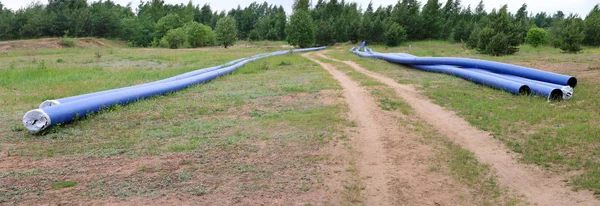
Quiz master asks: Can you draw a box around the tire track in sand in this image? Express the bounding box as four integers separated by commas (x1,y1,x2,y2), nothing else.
303,52,466,205
318,51,599,206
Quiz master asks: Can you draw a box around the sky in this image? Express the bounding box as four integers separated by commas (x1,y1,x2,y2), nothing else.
2,0,598,17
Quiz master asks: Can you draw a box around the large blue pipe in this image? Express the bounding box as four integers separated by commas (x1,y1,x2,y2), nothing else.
408,64,531,95
388,52,573,100
356,48,577,87
23,47,326,133
350,49,530,95
351,46,576,100
38,53,272,108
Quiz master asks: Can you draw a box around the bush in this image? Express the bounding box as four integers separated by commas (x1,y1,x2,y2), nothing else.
120,17,155,47
59,33,75,47
385,23,407,47
248,29,261,41
472,27,519,56
526,28,548,47
215,16,238,48
59,37,75,47
154,14,184,42
160,28,187,49
286,10,315,48
183,22,215,47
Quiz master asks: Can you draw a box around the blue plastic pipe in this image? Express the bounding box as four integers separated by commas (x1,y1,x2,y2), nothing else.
408,64,531,95
388,52,573,100
38,53,273,108
23,47,326,133
356,49,577,87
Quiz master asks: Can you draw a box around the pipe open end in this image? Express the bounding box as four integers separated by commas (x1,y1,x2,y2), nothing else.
23,109,51,133
567,77,577,88
519,86,531,95
549,89,564,101
39,100,61,109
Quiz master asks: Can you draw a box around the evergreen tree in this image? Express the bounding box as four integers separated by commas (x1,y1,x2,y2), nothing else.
120,16,154,47
584,4,600,46
385,22,407,46
315,20,335,46
215,16,237,48
515,4,529,42
198,4,212,25
0,2,14,40
557,14,586,53
391,0,423,40
286,10,314,48
422,0,442,39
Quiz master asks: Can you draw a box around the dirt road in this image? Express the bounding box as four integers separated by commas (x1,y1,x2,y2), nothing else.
303,52,466,205
316,51,599,206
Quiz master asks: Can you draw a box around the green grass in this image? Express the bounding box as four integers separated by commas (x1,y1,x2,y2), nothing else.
51,181,77,190
330,42,600,195
0,41,349,203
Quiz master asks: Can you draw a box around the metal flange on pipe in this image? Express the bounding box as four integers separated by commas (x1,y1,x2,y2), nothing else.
350,42,576,101
23,47,326,133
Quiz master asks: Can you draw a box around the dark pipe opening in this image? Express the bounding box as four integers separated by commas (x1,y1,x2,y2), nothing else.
567,77,577,88
549,89,563,101
519,86,531,95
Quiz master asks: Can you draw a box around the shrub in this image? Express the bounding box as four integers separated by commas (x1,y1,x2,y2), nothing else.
385,23,407,47
526,28,548,47
59,36,75,47
248,29,261,42
215,16,238,48
160,28,187,49
154,14,184,42
183,22,215,47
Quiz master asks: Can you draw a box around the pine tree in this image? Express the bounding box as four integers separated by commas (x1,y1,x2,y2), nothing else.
558,15,586,53
422,0,442,39
385,23,407,46
584,4,600,46
286,9,315,48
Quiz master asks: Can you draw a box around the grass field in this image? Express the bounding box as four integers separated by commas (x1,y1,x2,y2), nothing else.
328,41,600,194
0,40,356,204
1,38,599,204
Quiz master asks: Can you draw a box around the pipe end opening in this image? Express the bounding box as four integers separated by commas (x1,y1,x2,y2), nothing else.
519,86,531,95
568,77,577,88
549,89,564,101
23,109,51,133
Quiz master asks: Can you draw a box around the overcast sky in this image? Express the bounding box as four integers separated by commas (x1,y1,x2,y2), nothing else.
2,0,598,17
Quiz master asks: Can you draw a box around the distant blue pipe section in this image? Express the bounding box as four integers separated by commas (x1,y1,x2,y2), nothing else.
39,54,268,108
350,43,576,100
24,47,326,133
409,64,531,95
353,46,577,88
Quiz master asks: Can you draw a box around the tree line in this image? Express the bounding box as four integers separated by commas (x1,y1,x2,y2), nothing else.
0,0,599,55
